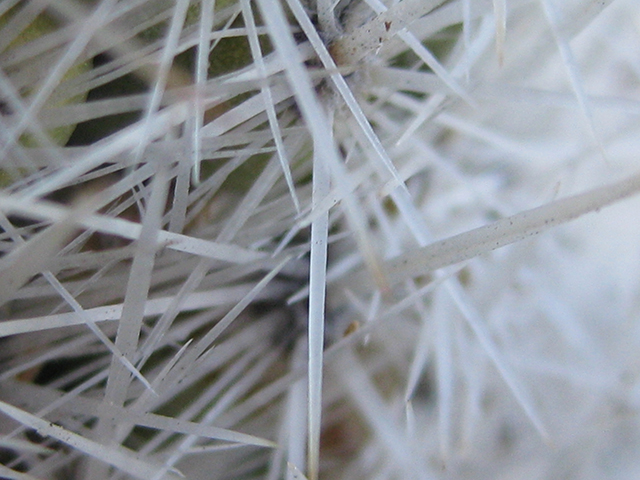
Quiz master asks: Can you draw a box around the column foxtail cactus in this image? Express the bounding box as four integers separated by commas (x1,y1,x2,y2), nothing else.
1,0,640,479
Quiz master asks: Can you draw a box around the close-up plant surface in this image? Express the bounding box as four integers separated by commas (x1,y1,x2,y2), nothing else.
1,0,640,479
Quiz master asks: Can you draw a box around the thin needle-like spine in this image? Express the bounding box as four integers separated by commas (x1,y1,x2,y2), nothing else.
240,0,301,213
539,0,606,160
306,125,331,480
493,0,506,65
249,21,344,478
192,0,216,184
132,0,191,163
